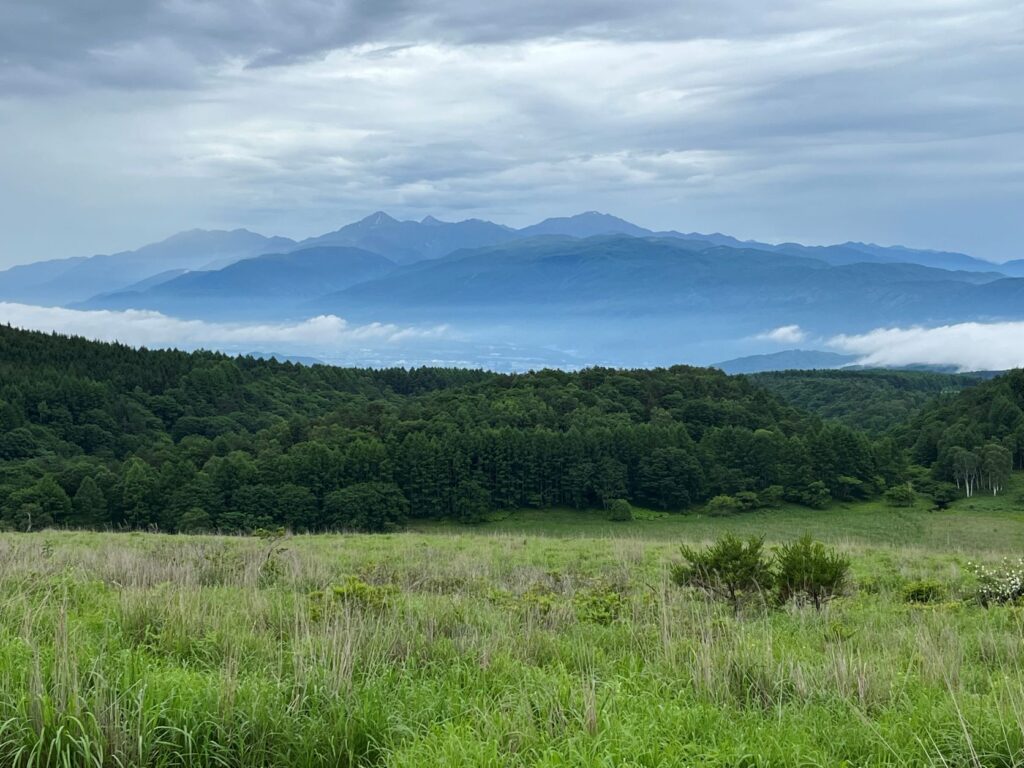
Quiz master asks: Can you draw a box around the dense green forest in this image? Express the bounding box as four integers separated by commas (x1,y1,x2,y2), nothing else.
0,324,1020,532
746,369,991,434
897,369,1024,494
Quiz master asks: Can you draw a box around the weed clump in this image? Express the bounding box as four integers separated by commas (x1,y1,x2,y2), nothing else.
902,579,946,604
308,575,398,619
573,583,627,625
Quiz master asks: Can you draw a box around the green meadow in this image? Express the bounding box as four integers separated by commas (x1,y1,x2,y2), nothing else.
1,482,1023,767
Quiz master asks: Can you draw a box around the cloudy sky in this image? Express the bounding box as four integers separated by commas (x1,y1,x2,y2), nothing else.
1,0,1022,267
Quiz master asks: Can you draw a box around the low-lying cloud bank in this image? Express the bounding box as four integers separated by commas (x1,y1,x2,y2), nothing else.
755,324,807,344
828,322,1024,372
0,303,448,354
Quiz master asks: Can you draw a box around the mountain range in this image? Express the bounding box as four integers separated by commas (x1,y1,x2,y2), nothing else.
2,210,1023,368
0,229,296,306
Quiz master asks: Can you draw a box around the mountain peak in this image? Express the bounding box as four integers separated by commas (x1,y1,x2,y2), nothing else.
518,212,651,238
358,211,399,228
421,215,446,226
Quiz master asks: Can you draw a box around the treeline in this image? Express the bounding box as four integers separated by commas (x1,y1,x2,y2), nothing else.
898,370,1024,497
0,325,911,532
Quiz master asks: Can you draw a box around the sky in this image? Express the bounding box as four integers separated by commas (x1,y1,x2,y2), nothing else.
1,0,1022,268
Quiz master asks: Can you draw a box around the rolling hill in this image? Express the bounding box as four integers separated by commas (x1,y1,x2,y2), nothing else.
79,246,396,317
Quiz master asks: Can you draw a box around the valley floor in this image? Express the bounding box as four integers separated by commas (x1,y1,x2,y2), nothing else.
2,491,1023,766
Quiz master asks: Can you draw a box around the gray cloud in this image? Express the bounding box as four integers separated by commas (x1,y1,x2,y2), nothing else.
0,0,1021,266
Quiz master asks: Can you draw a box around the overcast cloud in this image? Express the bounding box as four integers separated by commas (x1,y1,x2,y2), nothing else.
1,0,1022,266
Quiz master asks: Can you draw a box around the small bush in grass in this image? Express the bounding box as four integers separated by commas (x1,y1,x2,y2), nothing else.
309,575,397,618
758,485,784,508
968,558,1024,606
884,483,916,508
931,485,959,510
706,495,742,517
672,533,774,614
607,499,633,522
520,583,558,615
823,619,856,644
734,491,762,511
799,481,831,509
574,584,627,625
775,534,850,610
902,579,945,604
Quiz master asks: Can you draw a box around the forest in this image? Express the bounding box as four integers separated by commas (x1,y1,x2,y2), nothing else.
1,324,1021,533
745,368,992,433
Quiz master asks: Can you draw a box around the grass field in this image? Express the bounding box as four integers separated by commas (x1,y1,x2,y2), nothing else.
1,484,1023,766
415,475,1024,554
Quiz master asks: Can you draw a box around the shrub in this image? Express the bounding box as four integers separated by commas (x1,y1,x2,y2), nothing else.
775,534,850,610
607,499,633,522
758,485,784,508
902,579,945,604
968,558,1024,606
671,534,774,614
309,575,397,615
884,483,916,508
520,583,558,615
931,485,958,511
734,491,762,511
834,475,865,501
574,584,627,625
799,481,831,510
706,495,742,517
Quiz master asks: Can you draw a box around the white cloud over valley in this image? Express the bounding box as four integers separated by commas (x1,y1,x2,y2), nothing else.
828,322,1024,372
0,303,448,355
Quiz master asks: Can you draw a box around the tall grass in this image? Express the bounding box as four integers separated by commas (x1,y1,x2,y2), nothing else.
0,525,1022,766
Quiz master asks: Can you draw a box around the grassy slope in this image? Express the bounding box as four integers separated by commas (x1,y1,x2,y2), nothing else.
3,485,1024,766
413,472,1024,553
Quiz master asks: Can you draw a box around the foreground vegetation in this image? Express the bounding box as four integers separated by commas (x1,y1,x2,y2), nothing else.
2,506,1024,767
3,325,1024,764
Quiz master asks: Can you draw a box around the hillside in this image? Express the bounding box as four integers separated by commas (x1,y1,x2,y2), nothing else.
0,323,895,533
79,246,397,317
715,350,857,374
748,369,992,434
898,368,1024,470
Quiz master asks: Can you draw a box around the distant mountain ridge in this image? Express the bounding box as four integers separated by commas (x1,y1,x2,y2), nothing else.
715,350,858,374
291,212,518,264
3,210,1024,368
6,210,1019,311
0,229,296,305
